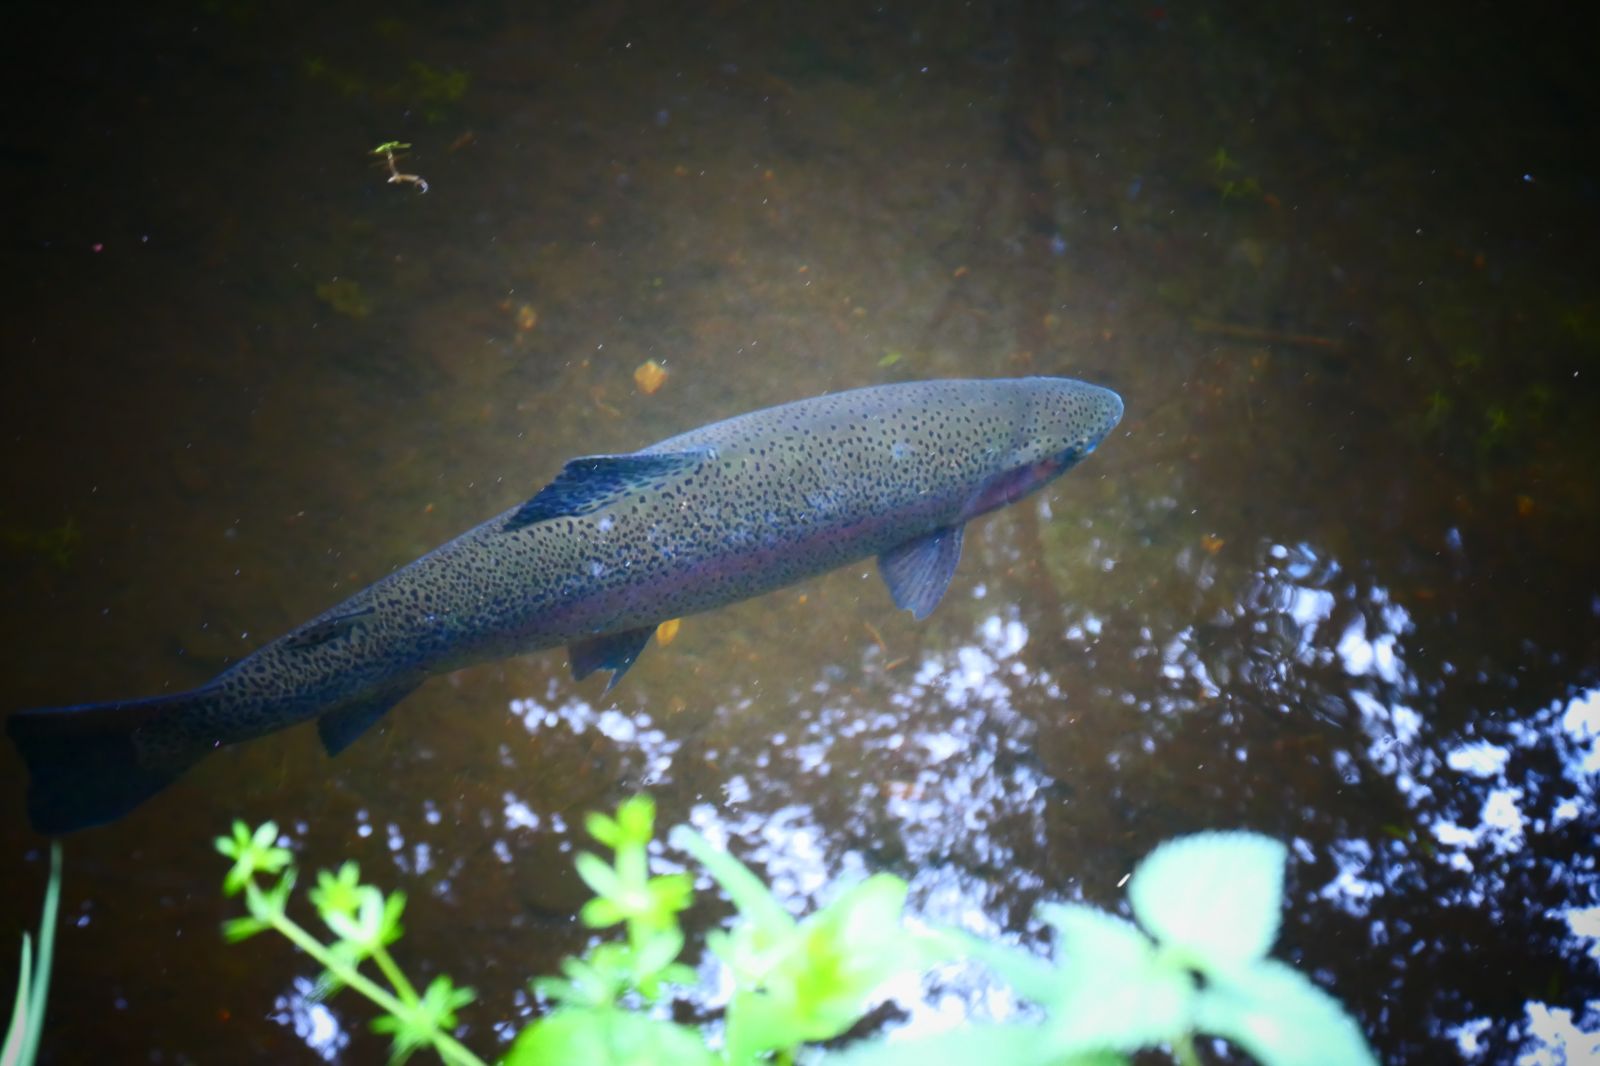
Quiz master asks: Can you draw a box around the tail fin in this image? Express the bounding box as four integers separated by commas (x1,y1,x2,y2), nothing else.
7,693,211,835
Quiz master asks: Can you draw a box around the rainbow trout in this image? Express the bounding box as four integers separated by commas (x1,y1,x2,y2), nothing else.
8,376,1122,832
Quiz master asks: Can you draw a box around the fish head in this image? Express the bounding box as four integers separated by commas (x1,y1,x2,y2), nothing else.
962,377,1124,520
1025,376,1124,466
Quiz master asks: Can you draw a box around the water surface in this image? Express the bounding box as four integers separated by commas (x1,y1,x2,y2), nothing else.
2,2,1597,1062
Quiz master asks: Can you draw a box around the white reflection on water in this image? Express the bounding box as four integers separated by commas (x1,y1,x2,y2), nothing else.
1515,900,1600,1066
1252,540,1600,1060
510,693,681,780
670,607,1051,1041
272,976,349,1062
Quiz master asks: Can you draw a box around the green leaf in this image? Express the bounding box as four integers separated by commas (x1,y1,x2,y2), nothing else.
243,869,297,923
534,947,632,1009
585,812,625,850
1035,903,1193,1056
574,852,624,903
7,842,63,1066
1127,832,1287,967
788,875,911,1029
629,927,688,997
719,873,917,1060
2,935,31,1066
506,1008,715,1066
668,826,793,938
950,931,1059,1006
642,872,694,926
1193,959,1378,1066
217,821,294,897
614,795,656,845
324,885,386,944
310,862,365,922
367,973,475,1065
580,896,626,929
379,891,407,947
222,915,271,943
586,796,657,851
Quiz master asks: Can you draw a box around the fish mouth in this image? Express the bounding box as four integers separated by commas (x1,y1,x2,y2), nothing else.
1093,384,1125,433
1079,383,1124,445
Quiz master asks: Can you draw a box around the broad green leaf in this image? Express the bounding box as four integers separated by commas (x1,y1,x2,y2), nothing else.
506,1007,716,1066
784,876,912,1034
669,826,794,938
1036,903,1193,1055
726,983,808,1062
1127,832,1287,967
949,930,1060,1006
1193,959,1378,1066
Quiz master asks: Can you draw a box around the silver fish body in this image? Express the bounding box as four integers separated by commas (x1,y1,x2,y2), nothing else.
8,376,1122,832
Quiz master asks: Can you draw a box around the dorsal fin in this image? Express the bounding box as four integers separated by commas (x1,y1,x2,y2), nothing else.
284,606,377,650
506,451,707,531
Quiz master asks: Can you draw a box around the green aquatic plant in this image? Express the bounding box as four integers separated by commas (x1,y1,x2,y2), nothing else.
215,821,482,1066
405,62,468,104
315,278,373,319
217,806,1375,1066
0,519,82,569
372,142,429,194
2,843,62,1066
670,825,929,1065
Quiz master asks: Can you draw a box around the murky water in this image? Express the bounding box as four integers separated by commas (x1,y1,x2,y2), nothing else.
3,2,1597,1063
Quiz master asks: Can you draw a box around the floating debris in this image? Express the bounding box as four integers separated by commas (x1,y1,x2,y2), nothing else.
633,359,668,395
371,141,428,194
315,278,370,319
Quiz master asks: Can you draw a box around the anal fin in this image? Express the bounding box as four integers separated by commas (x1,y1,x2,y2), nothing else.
877,524,965,620
317,681,421,757
569,626,655,693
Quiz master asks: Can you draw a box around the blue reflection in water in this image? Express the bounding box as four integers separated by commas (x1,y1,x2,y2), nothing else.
273,976,349,1062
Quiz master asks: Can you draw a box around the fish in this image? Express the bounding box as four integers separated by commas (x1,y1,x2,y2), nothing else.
7,376,1123,833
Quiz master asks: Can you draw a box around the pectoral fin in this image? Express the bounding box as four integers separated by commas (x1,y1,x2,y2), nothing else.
507,450,709,531
878,525,965,620
317,681,421,757
569,626,655,692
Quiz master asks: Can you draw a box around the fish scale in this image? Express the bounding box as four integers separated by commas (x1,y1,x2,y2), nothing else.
8,375,1122,833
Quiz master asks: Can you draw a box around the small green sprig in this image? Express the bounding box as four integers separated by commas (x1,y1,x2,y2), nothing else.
215,821,482,1066
514,795,706,1065
2,843,62,1066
